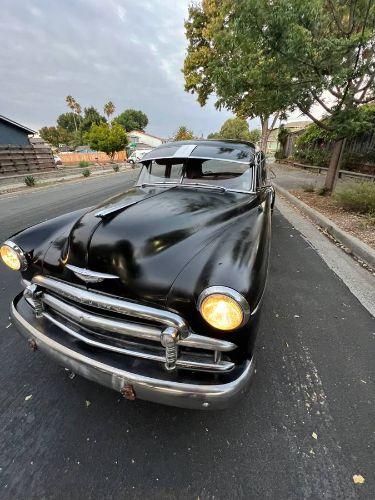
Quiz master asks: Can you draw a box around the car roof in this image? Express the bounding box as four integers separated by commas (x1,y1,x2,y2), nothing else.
141,139,255,164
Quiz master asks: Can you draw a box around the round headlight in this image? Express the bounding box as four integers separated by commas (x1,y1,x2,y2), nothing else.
198,287,250,331
0,241,27,271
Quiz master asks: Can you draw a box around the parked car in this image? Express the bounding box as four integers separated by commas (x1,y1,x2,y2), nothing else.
127,149,151,165
53,154,62,165
1,140,274,410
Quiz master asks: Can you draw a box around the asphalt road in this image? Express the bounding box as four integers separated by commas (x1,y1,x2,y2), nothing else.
0,172,373,499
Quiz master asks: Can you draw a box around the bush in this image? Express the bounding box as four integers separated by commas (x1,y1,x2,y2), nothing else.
334,182,375,214
79,160,91,168
275,150,286,160
295,147,330,167
112,165,120,172
317,186,330,196
82,168,91,177
24,176,36,187
302,182,315,193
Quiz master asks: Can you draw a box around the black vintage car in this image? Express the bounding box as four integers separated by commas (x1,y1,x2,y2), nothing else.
1,140,274,409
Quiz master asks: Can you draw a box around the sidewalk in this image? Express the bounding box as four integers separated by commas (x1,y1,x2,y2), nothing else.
0,163,136,195
271,162,375,269
270,162,350,190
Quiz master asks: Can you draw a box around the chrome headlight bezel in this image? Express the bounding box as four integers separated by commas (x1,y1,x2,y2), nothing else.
197,286,250,330
0,240,28,271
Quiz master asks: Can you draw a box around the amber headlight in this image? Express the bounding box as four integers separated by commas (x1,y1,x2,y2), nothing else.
198,286,250,331
0,241,27,271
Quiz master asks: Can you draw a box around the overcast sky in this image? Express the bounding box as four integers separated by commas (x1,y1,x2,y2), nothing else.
0,0,247,138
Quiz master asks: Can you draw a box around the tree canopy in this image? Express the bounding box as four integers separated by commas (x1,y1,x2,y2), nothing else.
39,126,73,148
172,126,196,141
103,101,115,121
81,106,106,132
85,123,128,159
183,1,293,149
114,109,149,132
57,112,83,134
208,117,260,143
184,0,375,191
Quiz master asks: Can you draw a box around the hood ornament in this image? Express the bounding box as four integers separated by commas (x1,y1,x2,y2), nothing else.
66,264,118,283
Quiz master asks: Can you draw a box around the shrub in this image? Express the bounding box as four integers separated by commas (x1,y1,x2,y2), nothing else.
334,182,375,214
274,150,286,160
112,165,120,172
317,186,330,196
79,160,91,168
302,182,315,193
294,147,329,167
82,168,91,177
24,175,36,187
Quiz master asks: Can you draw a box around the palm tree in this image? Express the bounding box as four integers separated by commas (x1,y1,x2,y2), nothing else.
74,102,82,116
104,101,115,123
66,95,80,131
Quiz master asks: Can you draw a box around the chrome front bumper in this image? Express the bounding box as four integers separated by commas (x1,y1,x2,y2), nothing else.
11,295,255,410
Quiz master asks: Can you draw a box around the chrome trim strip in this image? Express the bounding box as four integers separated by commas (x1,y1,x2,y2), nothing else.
141,155,253,165
33,275,189,336
65,264,118,283
173,144,197,157
2,240,28,271
44,311,234,372
42,293,235,352
12,299,254,409
198,286,251,328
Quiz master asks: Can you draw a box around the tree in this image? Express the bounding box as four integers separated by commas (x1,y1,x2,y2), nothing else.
104,101,115,121
184,0,375,193
207,117,260,143
57,112,83,133
113,109,149,132
248,129,261,144
39,126,73,148
173,126,195,141
65,95,81,131
81,106,106,132
183,1,293,153
224,0,375,192
85,123,128,160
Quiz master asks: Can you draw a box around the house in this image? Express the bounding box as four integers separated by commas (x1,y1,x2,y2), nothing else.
128,130,164,151
267,120,311,155
0,115,35,146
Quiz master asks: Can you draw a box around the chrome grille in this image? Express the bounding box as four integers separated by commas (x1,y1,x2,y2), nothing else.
23,276,237,373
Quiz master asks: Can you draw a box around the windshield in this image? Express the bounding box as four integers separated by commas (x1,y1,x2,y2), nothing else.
137,158,253,192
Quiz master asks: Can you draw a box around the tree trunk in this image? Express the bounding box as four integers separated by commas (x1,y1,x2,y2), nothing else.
324,138,346,194
260,116,270,152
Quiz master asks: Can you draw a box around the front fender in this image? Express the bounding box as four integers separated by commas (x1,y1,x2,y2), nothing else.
6,208,89,280
166,195,272,359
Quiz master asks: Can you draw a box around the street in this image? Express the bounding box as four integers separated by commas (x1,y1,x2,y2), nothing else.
0,171,373,499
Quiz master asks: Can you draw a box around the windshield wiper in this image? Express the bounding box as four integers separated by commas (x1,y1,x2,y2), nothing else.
178,183,227,192
141,181,227,192
141,182,179,188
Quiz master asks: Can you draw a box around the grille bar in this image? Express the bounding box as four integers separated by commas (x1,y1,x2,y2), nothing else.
33,275,189,335
43,312,234,372
42,293,235,352
26,276,238,373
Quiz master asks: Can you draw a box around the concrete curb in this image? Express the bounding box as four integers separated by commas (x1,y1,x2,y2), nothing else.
274,183,375,269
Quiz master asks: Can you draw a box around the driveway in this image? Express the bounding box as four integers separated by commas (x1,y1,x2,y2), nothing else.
0,171,373,499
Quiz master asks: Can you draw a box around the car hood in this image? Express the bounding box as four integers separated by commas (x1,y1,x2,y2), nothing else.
42,185,257,306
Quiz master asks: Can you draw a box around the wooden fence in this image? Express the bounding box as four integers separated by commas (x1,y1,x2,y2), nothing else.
0,144,55,176
59,151,126,165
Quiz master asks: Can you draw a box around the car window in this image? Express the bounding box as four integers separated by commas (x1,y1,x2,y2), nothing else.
190,144,253,162
183,158,252,191
137,159,184,184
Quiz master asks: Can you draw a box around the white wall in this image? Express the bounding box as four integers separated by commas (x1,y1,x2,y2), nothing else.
128,131,163,148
